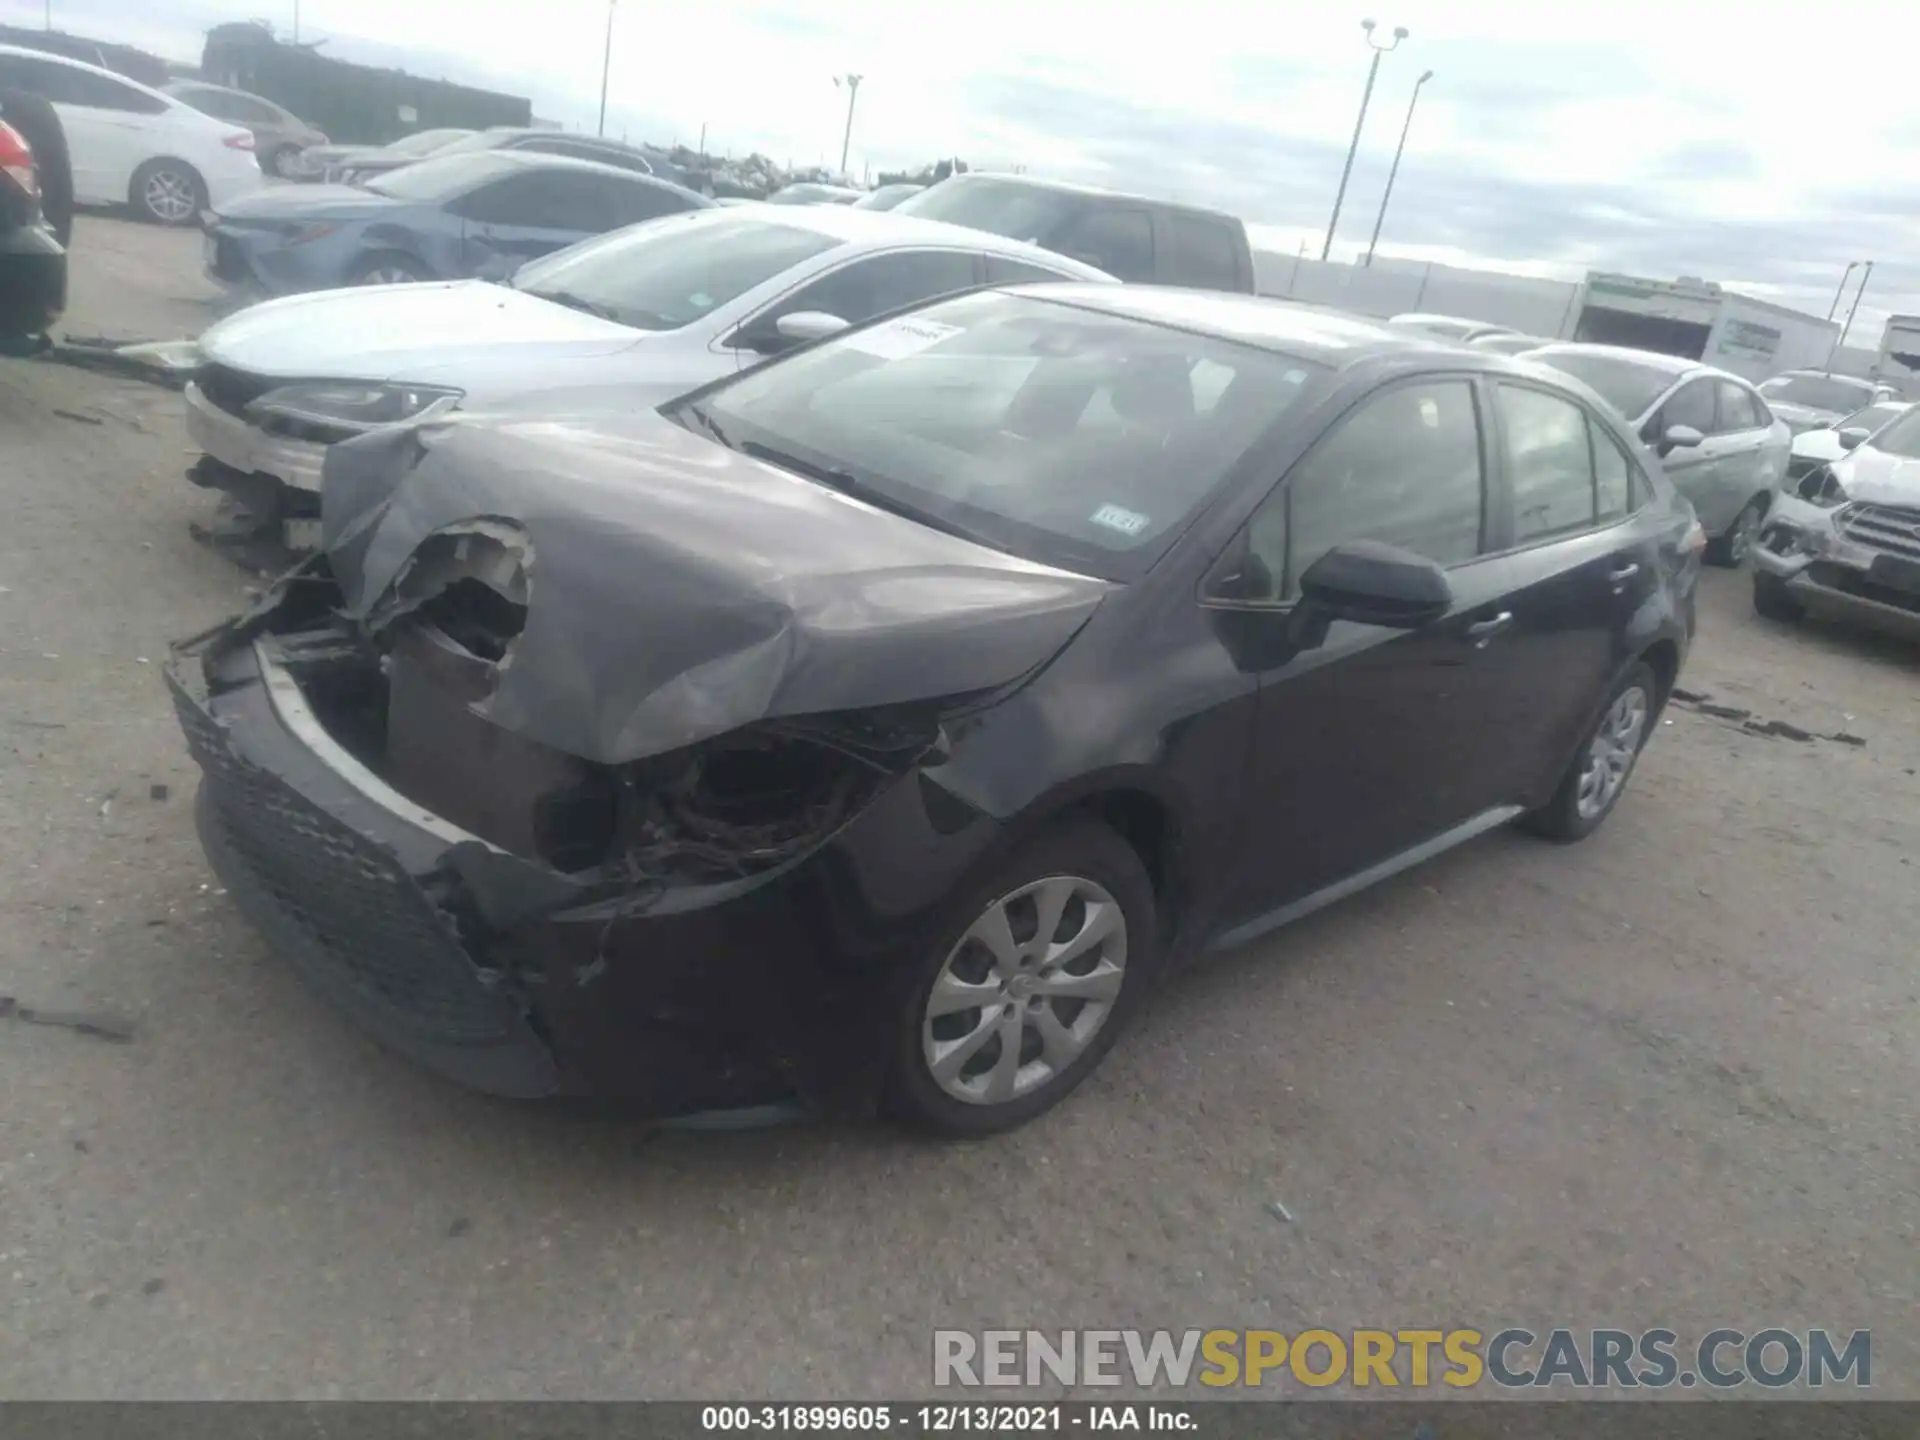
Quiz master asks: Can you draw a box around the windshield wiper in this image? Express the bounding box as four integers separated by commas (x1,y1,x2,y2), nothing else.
680,402,734,450
524,288,620,321
738,441,980,543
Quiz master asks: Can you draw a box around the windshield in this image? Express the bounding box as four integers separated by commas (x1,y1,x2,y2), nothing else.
384,128,471,158
1758,374,1872,411
365,152,518,202
854,185,923,211
768,184,857,205
1842,402,1909,435
511,213,839,331
679,289,1325,582
1866,407,1920,459
889,176,1077,241
1525,349,1676,420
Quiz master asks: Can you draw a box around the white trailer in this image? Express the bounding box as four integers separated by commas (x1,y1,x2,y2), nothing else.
1871,315,1920,399
1567,273,1838,383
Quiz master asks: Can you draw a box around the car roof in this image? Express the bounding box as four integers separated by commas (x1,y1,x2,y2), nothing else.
699,202,1116,276
923,170,1243,224
459,149,706,195
1775,368,1873,383
0,41,172,98
1002,285,1538,365
1521,341,1748,384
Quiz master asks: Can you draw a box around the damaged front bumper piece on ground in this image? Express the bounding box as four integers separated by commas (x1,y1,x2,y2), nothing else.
167,562,1000,1118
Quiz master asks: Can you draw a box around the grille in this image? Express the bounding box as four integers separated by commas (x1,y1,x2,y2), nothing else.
197,364,276,420
171,674,511,1046
1840,502,1920,562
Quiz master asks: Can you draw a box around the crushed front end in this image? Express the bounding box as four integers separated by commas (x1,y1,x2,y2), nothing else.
168,546,966,1114
1755,468,1920,642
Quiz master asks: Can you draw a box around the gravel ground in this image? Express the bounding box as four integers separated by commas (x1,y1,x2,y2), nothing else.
0,218,1915,1399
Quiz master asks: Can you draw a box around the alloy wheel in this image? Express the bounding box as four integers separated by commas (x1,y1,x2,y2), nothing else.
922,874,1127,1106
1574,685,1649,821
1727,505,1761,565
360,265,417,286
143,168,197,223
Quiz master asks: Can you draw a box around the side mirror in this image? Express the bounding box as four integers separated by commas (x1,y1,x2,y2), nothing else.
1297,540,1453,630
1660,423,1705,457
774,310,849,344
1837,426,1871,451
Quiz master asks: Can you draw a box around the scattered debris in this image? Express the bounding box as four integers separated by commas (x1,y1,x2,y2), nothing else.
1828,732,1868,747
149,782,169,801
0,995,135,1043
141,1278,165,1296
1266,1199,1295,1224
52,407,103,426
1670,686,1707,703
446,1217,472,1238
72,1138,88,1153
97,787,117,819
1694,702,1751,721
5,717,64,730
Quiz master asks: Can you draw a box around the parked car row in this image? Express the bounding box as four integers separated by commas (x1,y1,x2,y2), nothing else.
166,282,1703,1133
0,92,66,346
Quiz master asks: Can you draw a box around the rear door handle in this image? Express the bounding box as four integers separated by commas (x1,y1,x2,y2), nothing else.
1467,611,1514,647
1609,562,1641,585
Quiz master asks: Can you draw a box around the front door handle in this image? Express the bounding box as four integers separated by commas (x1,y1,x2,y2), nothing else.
1467,611,1514,647
1608,562,1641,585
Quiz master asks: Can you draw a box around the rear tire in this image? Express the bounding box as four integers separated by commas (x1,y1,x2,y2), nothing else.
884,820,1155,1137
1521,662,1657,844
1706,494,1768,567
1752,570,1805,624
266,144,301,179
130,158,205,226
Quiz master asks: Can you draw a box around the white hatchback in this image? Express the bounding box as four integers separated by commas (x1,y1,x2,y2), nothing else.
0,44,263,225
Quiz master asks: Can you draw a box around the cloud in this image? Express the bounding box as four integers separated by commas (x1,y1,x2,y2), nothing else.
5,0,1919,337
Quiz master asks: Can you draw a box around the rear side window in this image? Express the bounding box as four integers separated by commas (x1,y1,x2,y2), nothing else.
520,137,653,175
1245,378,1486,599
1157,212,1243,291
1497,384,1643,541
1050,205,1154,281
608,180,701,226
763,249,980,329
55,65,165,113
457,170,618,231
1659,378,1715,435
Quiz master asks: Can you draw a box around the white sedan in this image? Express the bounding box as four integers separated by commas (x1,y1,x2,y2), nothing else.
166,203,1114,547
0,44,262,225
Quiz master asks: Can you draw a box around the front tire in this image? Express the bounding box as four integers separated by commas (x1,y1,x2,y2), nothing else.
1752,570,1805,623
266,144,302,179
1707,494,1768,567
1521,662,1656,843
349,251,428,286
130,158,205,226
885,820,1155,1137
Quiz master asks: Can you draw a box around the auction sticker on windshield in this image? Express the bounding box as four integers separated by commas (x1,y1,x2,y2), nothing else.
1090,504,1150,537
842,317,963,360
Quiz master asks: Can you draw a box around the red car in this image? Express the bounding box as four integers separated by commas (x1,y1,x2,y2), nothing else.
0,95,66,347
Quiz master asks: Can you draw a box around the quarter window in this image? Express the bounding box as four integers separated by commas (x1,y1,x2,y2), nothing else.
1242,378,1486,600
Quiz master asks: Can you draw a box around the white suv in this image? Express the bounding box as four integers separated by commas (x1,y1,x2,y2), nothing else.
0,44,263,225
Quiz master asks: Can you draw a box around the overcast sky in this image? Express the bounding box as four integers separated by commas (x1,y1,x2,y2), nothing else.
7,0,1916,341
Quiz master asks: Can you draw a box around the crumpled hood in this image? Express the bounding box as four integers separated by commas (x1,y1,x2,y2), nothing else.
214,184,398,220
319,409,1112,765
195,281,644,383
1833,445,1920,508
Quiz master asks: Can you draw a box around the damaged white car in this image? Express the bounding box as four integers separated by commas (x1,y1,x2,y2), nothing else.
1754,401,1920,641
165,204,1110,548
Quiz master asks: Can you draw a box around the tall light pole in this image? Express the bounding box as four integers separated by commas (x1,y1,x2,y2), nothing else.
834,74,863,177
1826,260,1860,322
1839,260,1874,350
1322,19,1407,262
597,0,616,138
1363,68,1432,268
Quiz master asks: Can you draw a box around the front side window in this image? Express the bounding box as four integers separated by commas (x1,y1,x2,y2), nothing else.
1716,380,1762,433
455,170,609,228
1528,348,1676,422
1243,379,1486,600
681,289,1325,581
762,250,980,331
1157,213,1241,290
1050,205,1154,280
1659,378,1716,435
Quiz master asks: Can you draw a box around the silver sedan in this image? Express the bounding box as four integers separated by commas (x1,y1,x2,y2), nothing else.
1519,342,1790,566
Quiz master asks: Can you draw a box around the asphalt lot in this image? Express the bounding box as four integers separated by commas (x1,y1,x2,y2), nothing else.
1,216,1916,1399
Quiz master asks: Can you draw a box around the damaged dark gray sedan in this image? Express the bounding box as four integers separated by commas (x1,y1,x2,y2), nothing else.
169,285,1701,1134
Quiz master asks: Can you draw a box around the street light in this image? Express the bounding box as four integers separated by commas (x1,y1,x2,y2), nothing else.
1363,68,1432,268
597,0,617,138
1322,18,1408,263
835,74,863,178
1839,260,1874,350
1827,261,1861,323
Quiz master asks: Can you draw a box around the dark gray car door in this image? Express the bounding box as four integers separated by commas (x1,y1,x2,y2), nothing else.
453,169,619,279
